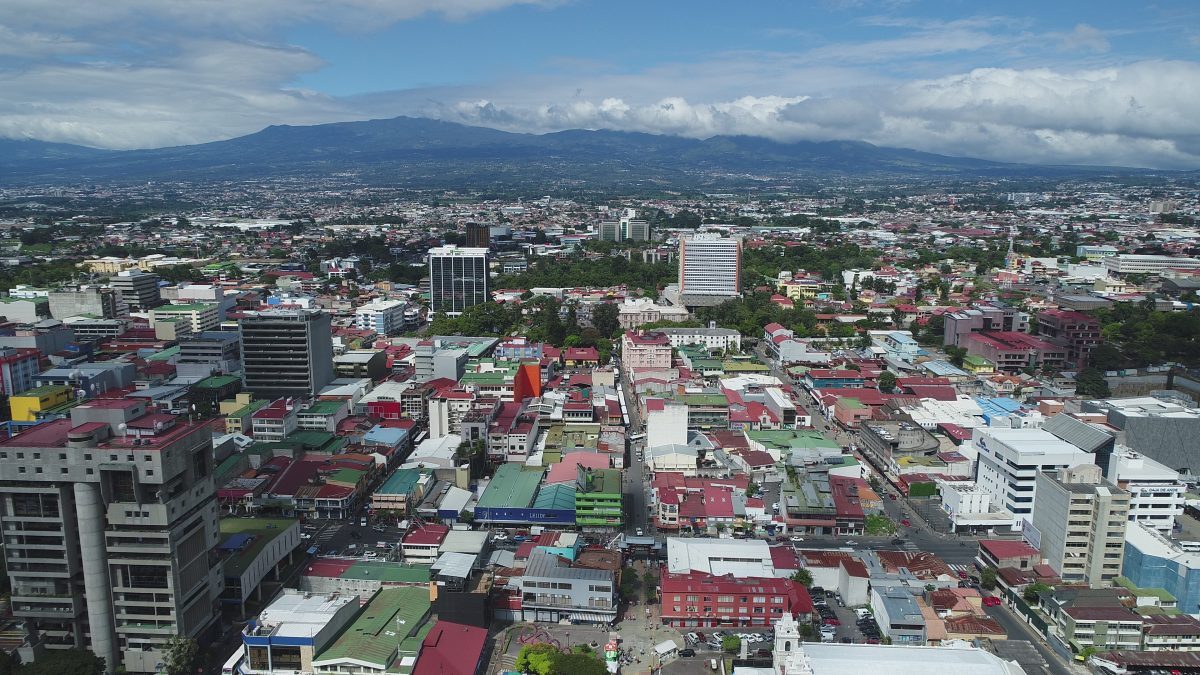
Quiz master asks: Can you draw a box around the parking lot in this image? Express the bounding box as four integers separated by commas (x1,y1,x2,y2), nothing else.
810,588,880,644
681,629,775,657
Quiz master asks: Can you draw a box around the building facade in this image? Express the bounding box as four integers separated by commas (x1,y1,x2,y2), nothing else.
354,299,407,336
238,309,334,399
973,427,1091,520
621,331,673,371
1033,464,1129,587
678,234,741,298
109,269,163,311
1035,309,1101,368
0,401,222,673
428,246,490,316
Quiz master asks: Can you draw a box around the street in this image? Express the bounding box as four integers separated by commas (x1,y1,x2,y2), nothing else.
984,603,1077,675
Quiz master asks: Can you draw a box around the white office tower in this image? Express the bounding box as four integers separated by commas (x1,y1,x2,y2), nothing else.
428,246,490,316
679,233,741,298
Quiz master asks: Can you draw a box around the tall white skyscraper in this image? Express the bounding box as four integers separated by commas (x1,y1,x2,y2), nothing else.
678,233,741,297
428,245,490,316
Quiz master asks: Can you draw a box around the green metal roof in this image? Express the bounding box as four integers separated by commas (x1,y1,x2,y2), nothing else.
219,518,296,577
300,400,346,415
328,468,365,485
14,384,72,398
315,586,431,669
146,345,181,361
227,399,267,419
476,463,543,509
194,374,241,389
532,483,576,510
215,455,246,484
340,561,432,583
152,303,215,312
377,468,425,495
577,468,622,496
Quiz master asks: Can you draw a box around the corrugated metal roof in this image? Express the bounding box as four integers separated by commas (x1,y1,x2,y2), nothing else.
1043,413,1113,453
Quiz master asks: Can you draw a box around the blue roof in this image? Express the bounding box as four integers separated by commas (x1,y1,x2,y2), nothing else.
976,397,1024,422
219,533,254,551
363,425,408,446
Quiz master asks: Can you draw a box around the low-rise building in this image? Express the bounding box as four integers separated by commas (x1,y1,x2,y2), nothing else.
518,548,617,624
659,571,811,628
240,590,361,675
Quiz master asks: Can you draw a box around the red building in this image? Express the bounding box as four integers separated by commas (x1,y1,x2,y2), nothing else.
965,331,1066,373
658,572,812,628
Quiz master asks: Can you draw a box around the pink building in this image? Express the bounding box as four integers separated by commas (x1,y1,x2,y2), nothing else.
621,330,673,371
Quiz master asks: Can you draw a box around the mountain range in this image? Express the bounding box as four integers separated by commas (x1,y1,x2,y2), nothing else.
0,116,1166,188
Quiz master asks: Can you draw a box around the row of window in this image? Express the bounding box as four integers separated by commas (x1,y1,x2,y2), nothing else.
673,606,784,615
673,595,784,603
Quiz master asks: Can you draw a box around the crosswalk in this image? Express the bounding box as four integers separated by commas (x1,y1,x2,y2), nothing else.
949,564,971,574
311,524,342,549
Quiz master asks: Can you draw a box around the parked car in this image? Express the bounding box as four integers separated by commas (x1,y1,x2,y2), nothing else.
900,519,911,527
680,649,696,658
790,535,805,542
983,596,1002,607
687,632,700,644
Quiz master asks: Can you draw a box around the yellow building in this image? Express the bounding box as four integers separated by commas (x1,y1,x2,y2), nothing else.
9,385,74,422
78,257,140,274
778,279,823,300
962,355,996,375
220,394,266,434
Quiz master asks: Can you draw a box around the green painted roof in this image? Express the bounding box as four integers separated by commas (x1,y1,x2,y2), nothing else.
577,468,622,496
219,518,297,577
532,483,576,510
377,469,425,495
194,374,241,389
227,399,267,419
301,400,346,415
152,303,216,312
328,468,365,485
841,398,866,409
215,455,246,483
670,392,728,406
283,429,341,450
1115,576,1177,602
340,561,432,583
964,355,993,366
477,463,543,509
146,345,181,361
14,384,72,398
315,586,431,669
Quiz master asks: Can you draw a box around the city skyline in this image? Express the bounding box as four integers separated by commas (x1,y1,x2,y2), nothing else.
1,1,1199,168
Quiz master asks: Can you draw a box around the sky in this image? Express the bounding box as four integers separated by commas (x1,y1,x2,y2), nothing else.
3,0,1200,168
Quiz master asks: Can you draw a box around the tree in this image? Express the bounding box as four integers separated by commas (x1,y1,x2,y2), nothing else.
515,644,558,675
620,566,641,600
1023,582,1052,603
722,636,742,653
161,635,199,675
746,482,759,498
553,653,607,675
979,567,998,591
592,302,620,338
878,370,897,393
791,569,813,588
1074,368,1111,398
15,649,105,675
945,345,968,368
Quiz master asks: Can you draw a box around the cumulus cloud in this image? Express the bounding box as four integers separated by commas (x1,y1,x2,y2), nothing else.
1,2,1199,169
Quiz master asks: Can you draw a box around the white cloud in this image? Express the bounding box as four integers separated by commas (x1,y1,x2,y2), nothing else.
1061,23,1111,53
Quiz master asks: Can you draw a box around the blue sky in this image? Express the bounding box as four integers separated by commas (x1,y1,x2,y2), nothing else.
2,0,1200,167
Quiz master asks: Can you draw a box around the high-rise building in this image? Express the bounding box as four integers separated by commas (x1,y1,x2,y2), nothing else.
1033,464,1129,587
678,233,741,298
428,246,490,316
109,269,162,312
598,211,650,243
465,223,491,249
238,309,334,399
598,220,622,242
0,399,222,673
625,218,650,242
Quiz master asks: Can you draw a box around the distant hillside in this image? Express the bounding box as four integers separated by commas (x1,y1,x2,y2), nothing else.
0,116,1160,187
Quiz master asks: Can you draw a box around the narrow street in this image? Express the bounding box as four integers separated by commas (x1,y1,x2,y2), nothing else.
984,604,1078,675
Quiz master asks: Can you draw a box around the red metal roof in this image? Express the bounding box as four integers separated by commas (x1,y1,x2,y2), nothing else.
413,621,488,675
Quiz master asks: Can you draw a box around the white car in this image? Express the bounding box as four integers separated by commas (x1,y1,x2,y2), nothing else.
789,535,804,542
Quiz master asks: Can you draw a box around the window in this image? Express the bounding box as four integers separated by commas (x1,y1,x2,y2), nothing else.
58,454,66,460
752,596,766,603
60,468,68,474
17,467,24,473
718,595,734,603
84,454,92,460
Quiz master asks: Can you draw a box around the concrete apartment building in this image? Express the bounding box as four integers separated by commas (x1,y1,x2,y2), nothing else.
943,305,1030,348
109,269,163,311
1033,464,1129,587
177,331,241,377
0,399,222,673
238,309,334,400
0,347,41,396
354,299,407,336
1035,309,1102,367
148,302,221,334
428,245,490,316
48,285,119,320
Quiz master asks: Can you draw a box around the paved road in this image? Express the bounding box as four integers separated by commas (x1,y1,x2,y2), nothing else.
619,363,652,534
984,603,1076,675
